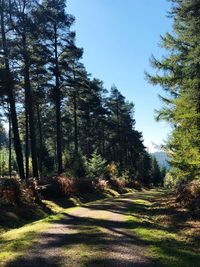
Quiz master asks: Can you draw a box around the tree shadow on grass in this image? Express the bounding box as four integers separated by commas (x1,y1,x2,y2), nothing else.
0,202,52,232
83,193,200,266
5,206,153,267
5,192,200,267
86,192,192,233
83,258,152,267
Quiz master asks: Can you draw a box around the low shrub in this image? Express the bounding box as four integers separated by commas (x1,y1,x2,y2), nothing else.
93,178,108,192
22,178,39,203
39,176,75,198
126,179,142,190
0,178,21,205
176,179,200,212
52,176,75,196
108,177,127,193
106,162,118,178
0,178,39,205
74,178,95,194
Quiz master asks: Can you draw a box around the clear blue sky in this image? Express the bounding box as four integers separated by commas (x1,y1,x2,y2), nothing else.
68,0,173,152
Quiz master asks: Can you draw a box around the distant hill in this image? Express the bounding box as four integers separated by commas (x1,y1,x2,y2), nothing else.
151,151,170,169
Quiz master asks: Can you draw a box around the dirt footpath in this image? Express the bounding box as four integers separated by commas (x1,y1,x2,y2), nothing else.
6,194,154,267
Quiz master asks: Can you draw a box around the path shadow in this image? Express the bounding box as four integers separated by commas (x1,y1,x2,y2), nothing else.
5,192,199,267
5,212,152,267
5,195,154,267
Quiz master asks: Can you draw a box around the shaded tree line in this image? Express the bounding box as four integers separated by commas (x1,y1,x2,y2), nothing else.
0,0,164,186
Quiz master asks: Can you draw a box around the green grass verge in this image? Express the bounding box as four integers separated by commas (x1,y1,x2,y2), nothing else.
0,213,61,266
128,190,200,267
0,195,87,267
0,187,123,267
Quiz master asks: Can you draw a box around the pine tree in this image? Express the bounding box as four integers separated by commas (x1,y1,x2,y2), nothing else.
0,0,25,180
151,156,162,186
137,151,152,186
0,0,151,185
79,77,107,157
146,0,200,182
106,85,144,173
8,0,40,179
37,0,76,174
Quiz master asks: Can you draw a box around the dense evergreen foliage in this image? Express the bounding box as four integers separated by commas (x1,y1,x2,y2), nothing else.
0,0,164,186
147,0,200,184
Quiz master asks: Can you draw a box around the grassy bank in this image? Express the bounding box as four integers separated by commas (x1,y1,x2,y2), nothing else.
0,214,60,266
128,190,200,267
0,186,121,233
0,187,123,266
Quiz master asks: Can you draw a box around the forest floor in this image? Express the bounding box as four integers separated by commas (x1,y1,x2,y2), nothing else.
1,189,200,267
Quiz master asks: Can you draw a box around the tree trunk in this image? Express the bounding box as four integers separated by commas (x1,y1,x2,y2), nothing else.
9,92,25,180
72,70,78,155
73,92,78,155
86,111,91,157
54,24,62,174
0,0,25,180
23,34,39,179
25,97,29,179
37,103,43,177
8,105,12,178
102,124,105,157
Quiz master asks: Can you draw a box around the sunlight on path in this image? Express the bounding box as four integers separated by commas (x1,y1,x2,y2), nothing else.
5,193,153,267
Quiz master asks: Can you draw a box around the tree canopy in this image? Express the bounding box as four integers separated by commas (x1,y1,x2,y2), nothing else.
0,0,163,186
147,0,200,183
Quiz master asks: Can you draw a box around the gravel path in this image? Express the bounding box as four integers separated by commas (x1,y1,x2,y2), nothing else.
7,194,154,267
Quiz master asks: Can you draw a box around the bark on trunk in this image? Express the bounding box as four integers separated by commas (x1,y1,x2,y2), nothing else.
25,98,29,179
0,0,25,180
73,92,78,155
8,105,12,178
54,23,62,174
37,103,43,177
23,34,39,179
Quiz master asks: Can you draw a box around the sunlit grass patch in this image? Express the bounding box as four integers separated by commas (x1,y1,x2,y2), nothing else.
0,190,119,267
149,243,200,267
128,191,200,267
132,226,177,242
0,211,64,267
133,198,151,205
